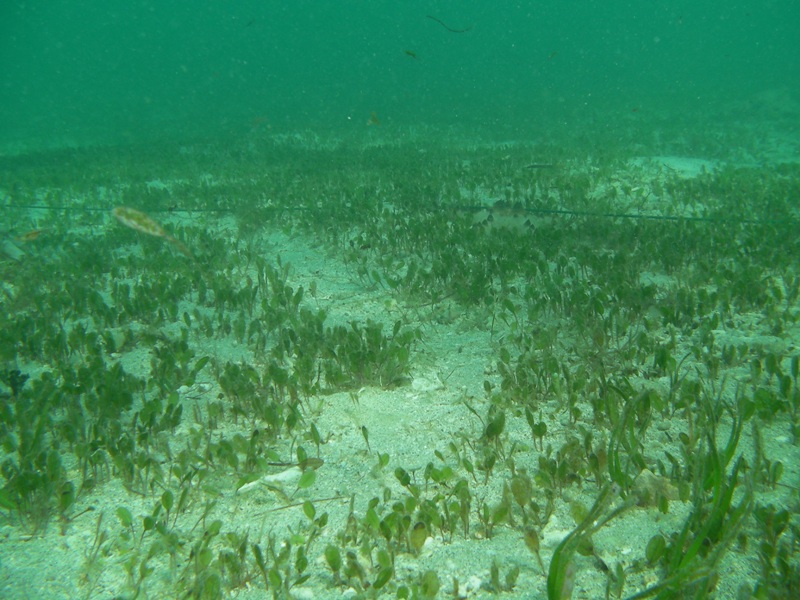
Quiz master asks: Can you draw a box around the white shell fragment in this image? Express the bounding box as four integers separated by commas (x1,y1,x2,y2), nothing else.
235,466,302,494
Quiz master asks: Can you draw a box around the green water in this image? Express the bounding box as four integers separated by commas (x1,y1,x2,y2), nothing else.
1,3,800,600
2,1,798,147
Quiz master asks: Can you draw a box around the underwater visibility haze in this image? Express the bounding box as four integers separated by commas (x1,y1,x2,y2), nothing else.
1,2,800,599
2,1,798,144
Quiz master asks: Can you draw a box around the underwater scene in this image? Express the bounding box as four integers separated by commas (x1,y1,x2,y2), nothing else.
1,2,800,599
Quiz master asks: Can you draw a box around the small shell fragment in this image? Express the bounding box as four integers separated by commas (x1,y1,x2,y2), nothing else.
236,466,303,494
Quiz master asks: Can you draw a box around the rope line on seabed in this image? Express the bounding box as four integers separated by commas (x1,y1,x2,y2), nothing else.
0,203,792,226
